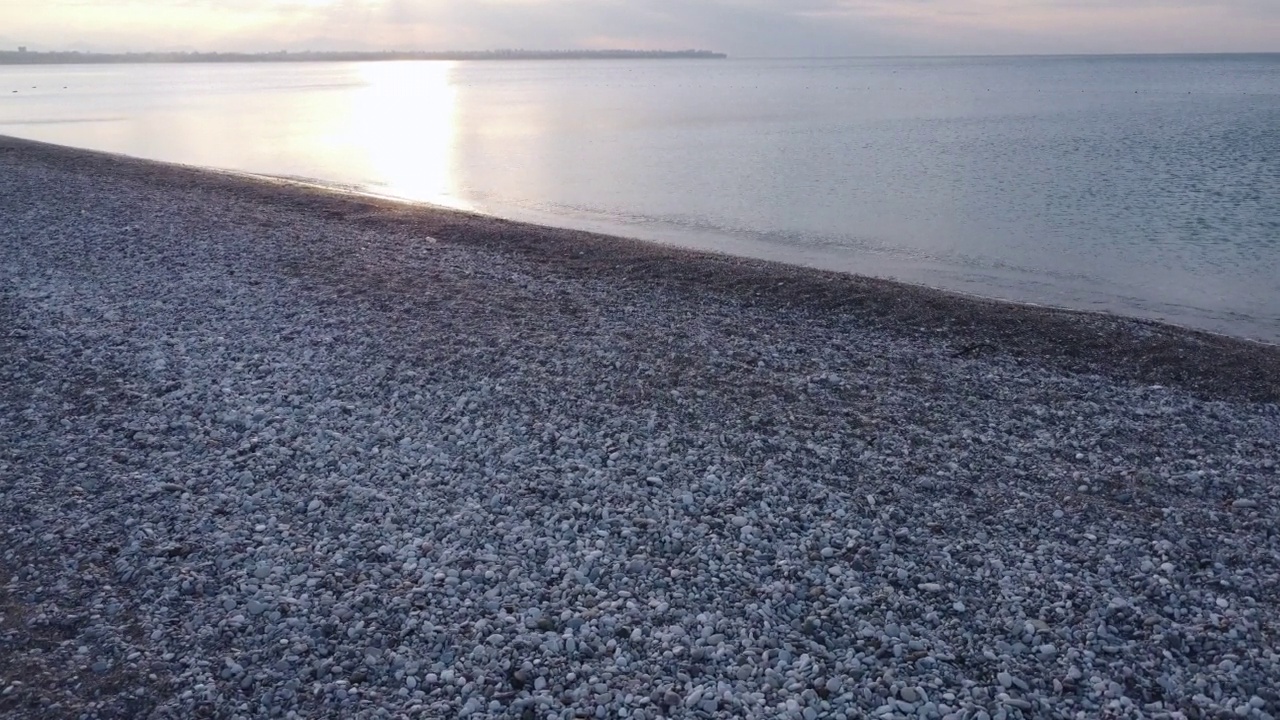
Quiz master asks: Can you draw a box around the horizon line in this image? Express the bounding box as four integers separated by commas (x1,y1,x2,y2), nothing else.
5,48,1279,60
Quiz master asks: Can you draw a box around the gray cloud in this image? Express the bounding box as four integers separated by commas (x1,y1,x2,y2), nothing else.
305,0,902,56
6,0,1279,55
301,0,1280,55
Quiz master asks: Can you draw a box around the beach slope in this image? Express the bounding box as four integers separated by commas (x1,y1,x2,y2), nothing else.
2,136,1278,718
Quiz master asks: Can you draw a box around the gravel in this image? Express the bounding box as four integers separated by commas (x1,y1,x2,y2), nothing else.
2,137,1279,720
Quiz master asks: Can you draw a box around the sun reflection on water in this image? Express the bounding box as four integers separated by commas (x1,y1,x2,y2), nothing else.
340,61,468,210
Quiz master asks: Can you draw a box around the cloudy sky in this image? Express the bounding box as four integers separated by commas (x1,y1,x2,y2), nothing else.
3,0,1278,56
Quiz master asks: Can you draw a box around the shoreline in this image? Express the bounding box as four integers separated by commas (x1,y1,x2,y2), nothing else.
3,135,1279,718
247,168,1280,351
4,134,1277,403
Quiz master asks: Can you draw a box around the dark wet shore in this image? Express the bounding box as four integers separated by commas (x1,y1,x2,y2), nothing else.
4,136,1275,403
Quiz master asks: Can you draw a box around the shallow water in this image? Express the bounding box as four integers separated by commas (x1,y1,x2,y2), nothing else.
2,56,1277,341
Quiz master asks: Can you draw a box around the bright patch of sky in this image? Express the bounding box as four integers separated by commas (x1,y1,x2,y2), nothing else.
2,0,1277,55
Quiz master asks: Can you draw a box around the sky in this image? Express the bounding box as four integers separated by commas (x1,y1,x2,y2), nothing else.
2,0,1278,57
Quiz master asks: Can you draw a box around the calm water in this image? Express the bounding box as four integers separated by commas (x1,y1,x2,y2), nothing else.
2,56,1278,342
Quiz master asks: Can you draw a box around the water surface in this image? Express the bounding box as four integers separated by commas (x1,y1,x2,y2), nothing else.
2,56,1277,341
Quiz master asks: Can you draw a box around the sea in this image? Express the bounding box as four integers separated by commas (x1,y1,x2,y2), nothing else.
2,55,1277,342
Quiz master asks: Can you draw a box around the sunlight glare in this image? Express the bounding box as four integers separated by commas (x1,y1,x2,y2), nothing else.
343,61,466,209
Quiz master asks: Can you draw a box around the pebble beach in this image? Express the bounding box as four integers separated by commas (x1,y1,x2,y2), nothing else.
2,136,1278,719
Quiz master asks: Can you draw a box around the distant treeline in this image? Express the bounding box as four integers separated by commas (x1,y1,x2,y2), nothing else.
0,49,728,65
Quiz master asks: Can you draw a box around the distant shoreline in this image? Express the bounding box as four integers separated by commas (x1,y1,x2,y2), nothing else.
0,49,728,65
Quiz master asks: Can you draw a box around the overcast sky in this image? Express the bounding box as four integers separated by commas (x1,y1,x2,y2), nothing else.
3,0,1278,56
